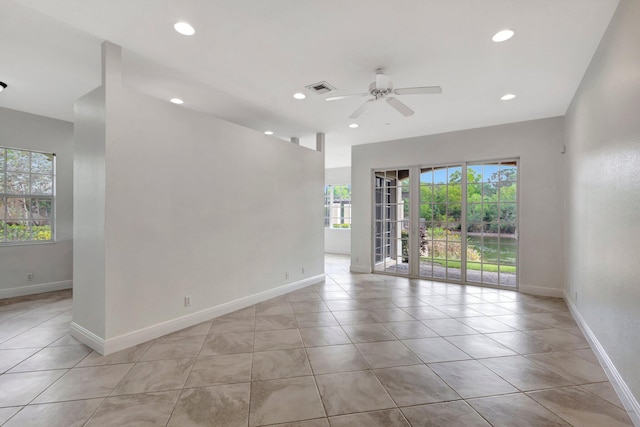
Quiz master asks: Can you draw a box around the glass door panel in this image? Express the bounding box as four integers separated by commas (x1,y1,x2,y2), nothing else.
373,169,410,275
418,165,463,281
466,160,518,287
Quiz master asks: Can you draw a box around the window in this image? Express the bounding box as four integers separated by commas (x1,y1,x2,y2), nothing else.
0,147,55,244
324,184,351,229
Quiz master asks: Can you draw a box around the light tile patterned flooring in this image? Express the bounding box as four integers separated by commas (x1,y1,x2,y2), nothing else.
0,254,634,426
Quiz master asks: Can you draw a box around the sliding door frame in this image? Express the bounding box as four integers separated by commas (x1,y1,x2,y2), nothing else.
371,158,519,289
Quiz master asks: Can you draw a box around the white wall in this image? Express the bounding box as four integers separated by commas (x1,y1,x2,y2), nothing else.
351,117,565,296
325,166,351,255
564,0,640,417
73,86,106,337
73,43,324,352
0,107,73,298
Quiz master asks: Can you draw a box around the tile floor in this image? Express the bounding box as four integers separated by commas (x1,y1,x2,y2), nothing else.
0,254,634,426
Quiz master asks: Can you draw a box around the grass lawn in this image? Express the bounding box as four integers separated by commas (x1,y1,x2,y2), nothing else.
422,258,516,273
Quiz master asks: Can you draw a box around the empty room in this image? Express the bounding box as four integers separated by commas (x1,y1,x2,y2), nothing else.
0,0,639,426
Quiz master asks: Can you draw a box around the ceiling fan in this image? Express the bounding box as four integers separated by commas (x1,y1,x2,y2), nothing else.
326,68,442,119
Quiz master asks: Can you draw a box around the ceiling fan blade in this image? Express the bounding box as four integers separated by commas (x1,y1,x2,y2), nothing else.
325,93,368,101
349,99,374,119
375,71,391,90
394,86,443,95
386,97,414,117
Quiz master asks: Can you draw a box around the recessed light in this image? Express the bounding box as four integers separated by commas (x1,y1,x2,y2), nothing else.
174,22,195,36
0,82,7,92
293,92,306,100
349,123,359,129
501,93,516,101
264,131,274,135
170,98,184,104
492,29,514,42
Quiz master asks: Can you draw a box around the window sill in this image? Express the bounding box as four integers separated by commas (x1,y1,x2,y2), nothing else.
0,240,56,247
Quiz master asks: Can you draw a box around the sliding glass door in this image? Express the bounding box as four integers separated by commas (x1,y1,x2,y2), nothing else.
372,160,518,288
419,165,463,281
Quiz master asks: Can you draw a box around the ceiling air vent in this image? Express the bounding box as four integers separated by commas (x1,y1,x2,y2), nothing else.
306,81,336,94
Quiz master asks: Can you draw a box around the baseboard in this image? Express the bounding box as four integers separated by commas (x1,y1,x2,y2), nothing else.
324,250,351,255
519,284,564,298
350,264,371,273
70,322,105,354
564,292,640,426
0,280,72,299
77,274,325,356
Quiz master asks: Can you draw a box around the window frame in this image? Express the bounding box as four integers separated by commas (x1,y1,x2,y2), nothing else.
0,146,56,246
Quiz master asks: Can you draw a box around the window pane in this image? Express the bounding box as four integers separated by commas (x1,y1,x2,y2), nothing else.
483,182,499,202
483,163,500,182
500,222,517,235
420,168,433,184
420,185,433,204
500,162,517,181
0,148,4,171
448,184,461,203
6,198,29,219
432,204,447,222
467,184,482,202
31,198,53,220
0,221,4,241
467,204,482,224
6,149,30,172
499,204,517,222
32,221,52,241
448,204,462,221
30,174,54,195
6,172,29,194
499,183,516,202
31,153,54,173
6,221,31,241
0,199,5,220
433,167,447,184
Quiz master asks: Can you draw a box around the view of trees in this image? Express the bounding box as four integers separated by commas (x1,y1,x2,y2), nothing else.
0,148,54,243
395,163,518,275
418,164,517,234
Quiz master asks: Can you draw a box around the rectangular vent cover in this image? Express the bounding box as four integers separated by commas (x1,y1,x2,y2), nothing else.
306,81,336,94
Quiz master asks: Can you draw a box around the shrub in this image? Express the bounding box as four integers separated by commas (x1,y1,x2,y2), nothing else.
402,227,481,263
4,224,52,241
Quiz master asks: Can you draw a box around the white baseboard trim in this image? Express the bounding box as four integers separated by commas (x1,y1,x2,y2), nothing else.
519,284,564,298
350,264,371,273
70,322,105,355
75,274,325,356
324,250,351,255
564,292,640,426
0,280,72,300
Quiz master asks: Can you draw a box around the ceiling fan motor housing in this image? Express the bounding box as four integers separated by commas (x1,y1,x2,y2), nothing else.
369,80,393,99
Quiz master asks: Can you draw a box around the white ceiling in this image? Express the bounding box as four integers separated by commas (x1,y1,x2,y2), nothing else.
1,0,619,167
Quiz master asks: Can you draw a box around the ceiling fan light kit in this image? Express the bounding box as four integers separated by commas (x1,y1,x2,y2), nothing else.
326,69,442,119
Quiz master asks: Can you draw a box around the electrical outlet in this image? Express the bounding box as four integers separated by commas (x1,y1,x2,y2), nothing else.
301,267,305,274
285,272,289,279
27,273,33,281
184,296,191,307
575,291,578,302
